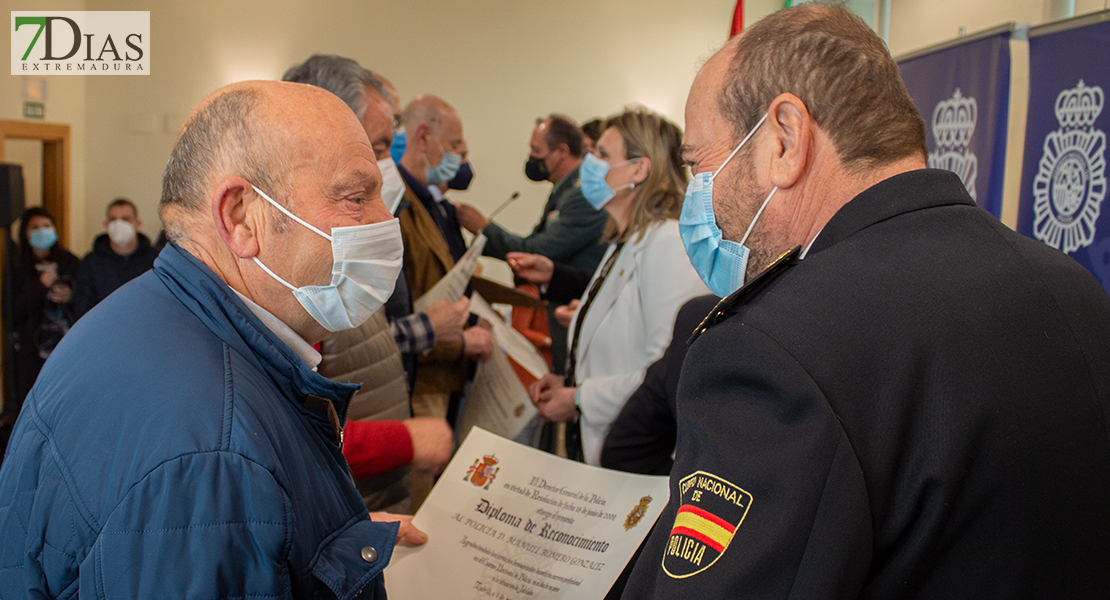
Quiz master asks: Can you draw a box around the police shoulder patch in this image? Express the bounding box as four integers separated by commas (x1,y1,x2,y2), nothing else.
662,471,753,579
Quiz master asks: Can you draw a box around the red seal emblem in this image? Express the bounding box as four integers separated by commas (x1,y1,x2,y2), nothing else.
464,454,500,489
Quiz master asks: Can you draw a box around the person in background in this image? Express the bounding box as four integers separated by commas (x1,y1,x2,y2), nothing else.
74,197,158,317
454,114,611,375
395,93,494,507
518,107,709,465
599,294,718,476
282,53,461,514
8,207,80,416
455,114,609,273
625,4,1110,597
581,118,603,155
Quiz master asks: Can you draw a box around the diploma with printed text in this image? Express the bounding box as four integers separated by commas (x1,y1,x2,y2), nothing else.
385,428,670,599
455,293,547,439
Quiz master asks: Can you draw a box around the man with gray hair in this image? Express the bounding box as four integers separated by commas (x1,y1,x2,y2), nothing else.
282,53,463,513
0,80,421,597
625,3,1110,598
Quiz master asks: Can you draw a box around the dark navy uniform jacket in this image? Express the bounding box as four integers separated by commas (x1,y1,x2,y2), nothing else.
624,170,1110,599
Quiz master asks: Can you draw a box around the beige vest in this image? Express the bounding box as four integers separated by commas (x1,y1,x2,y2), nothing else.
318,307,412,513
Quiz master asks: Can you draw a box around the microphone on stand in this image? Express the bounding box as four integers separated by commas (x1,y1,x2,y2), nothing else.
487,191,520,221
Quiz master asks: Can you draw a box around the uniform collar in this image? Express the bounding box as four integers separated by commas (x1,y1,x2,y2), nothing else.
806,168,974,258
689,169,976,344
551,165,581,199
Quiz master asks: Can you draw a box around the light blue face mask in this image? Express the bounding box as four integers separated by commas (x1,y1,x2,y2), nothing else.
250,185,403,332
29,227,58,251
579,152,640,210
424,136,463,185
679,113,777,297
390,128,407,164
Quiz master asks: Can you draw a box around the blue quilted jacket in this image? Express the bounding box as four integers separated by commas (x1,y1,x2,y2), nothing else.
0,243,398,599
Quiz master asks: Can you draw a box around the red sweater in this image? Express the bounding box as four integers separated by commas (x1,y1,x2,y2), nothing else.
342,419,414,480
308,342,414,479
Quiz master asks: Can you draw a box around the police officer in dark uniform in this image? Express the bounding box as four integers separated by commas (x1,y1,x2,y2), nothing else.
624,4,1110,598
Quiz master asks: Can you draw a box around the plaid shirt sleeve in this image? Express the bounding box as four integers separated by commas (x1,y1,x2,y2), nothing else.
392,312,436,354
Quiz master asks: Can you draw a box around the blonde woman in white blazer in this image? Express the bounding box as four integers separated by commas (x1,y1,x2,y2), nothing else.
511,108,709,465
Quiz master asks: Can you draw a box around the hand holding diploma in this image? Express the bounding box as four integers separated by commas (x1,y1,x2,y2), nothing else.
385,428,669,599
370,512,428,547
414,233,487,312
506,252,554,285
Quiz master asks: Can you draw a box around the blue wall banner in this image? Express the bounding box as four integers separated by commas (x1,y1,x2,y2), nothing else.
1017,16,1110,293
899,30,1012,219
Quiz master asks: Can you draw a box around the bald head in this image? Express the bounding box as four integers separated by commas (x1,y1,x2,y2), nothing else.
398,94,467,185
159,80,370,243
401,94,457,136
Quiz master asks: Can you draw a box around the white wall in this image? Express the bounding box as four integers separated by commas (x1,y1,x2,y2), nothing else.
78,0,737,266
3,0,1107,262
889,0,1108,56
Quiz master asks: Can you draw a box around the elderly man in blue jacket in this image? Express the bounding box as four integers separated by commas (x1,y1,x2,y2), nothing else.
0,81,422,598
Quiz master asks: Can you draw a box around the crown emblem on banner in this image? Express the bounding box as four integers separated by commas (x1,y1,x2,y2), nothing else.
932,88,977,149
1055,80,1104,129
1032,80,1107,254
928,89,979,201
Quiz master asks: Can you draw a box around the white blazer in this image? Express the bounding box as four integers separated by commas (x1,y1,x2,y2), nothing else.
568,219,710,465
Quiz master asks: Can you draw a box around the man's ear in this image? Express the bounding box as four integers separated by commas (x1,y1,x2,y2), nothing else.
211,176,261,259
766,93,812,190
413,123,432,151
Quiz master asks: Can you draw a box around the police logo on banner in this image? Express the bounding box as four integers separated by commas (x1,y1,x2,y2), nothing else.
663,471,752,579
928,88,978,200
1033,80,1107,253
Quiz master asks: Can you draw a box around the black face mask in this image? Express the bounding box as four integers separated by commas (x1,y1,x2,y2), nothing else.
447,162,474,190
524,155,550,182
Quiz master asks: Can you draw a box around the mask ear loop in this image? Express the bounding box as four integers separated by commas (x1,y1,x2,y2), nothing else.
252,257,298,291
739,186,778,248
611,157,642,192
713,112,770,179
712,112,775,248
250,184,333,291
251,185,332,241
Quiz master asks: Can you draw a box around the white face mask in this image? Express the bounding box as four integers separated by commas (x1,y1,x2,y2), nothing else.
377,157,406,215
107,219,137,245
250,185,403,332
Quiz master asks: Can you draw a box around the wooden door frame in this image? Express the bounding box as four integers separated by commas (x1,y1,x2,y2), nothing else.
0,120,71,244
0,120,70,419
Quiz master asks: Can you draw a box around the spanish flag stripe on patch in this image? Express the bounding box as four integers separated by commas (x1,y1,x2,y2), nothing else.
677,504,737,533
672,506,734,552
672,526,726,552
